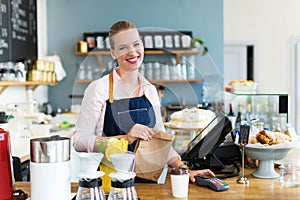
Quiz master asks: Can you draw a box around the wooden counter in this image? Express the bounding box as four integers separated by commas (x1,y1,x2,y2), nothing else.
14,168,300,200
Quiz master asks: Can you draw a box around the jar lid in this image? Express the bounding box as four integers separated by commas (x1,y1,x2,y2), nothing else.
79,178,102,188
111,178,134,188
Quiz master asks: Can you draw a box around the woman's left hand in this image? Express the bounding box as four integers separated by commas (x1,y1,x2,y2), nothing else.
189,169,215,182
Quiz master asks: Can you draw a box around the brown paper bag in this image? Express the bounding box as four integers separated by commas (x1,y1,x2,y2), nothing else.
134,130,175,182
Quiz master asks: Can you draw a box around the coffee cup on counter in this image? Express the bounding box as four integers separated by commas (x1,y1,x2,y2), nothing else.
170,167,189,198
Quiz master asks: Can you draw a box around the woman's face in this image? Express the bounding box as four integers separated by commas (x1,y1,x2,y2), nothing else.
111,28,144,72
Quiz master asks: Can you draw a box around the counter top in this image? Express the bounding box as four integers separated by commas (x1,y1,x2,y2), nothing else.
14,168,300,200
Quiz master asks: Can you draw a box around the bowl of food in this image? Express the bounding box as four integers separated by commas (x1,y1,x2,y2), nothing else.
246,130,296,178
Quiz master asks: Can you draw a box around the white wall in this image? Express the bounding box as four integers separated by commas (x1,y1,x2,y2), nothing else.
0,0,48,105
224,0,300,94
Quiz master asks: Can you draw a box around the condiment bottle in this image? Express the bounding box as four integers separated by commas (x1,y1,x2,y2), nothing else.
227,103,236,129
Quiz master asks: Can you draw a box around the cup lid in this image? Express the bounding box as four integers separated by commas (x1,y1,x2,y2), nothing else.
171,167,189,175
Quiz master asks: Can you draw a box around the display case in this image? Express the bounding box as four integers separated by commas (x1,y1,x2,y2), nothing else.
224,92,288,132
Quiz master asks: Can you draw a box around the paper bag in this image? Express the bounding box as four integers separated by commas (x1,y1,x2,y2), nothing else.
134,130,175,182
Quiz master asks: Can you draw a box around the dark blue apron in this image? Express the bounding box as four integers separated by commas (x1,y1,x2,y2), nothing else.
103,72,156,152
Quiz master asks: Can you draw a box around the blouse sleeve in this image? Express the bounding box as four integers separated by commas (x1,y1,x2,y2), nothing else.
73,77,108,152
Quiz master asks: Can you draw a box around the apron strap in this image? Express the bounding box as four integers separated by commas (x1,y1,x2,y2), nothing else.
109,72,114,103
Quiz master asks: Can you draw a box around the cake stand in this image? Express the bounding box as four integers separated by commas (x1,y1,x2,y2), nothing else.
245,145,294,178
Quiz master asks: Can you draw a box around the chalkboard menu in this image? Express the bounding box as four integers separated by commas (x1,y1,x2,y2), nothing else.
0,0,37,62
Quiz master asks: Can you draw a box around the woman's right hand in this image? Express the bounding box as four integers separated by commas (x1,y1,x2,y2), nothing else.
126,124,155,144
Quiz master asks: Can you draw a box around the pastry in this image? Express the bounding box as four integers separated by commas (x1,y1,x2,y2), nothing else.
255,129,292,146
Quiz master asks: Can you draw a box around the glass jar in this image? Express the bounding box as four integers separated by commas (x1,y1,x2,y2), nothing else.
280,165,300,187
86,65,93,80
153,62,160,80
161,64,170,80
78,64,86,80
108,178,137,200
145,63,153,80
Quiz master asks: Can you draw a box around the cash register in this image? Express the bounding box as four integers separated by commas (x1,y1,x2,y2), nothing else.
181,113,242,178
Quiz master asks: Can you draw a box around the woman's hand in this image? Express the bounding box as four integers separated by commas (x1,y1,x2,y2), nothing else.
189,169,215,182
126,124,155,144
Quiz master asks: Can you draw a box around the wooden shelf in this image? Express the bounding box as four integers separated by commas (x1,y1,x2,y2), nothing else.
150,78,201,84
74,51,111,56
75,79,93,83
75,78,201,84
145,49,200,55
0,81,57,94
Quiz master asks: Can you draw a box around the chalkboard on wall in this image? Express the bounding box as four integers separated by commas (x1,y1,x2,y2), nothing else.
0,0,37,62
0,0,10,62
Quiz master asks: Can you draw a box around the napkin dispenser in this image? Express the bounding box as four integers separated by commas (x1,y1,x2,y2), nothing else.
30,135,71,200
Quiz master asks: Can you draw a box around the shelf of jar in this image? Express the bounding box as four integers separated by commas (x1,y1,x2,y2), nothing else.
0,81,58,94
75,49,200,72
75,78,201,84
74,49,200,56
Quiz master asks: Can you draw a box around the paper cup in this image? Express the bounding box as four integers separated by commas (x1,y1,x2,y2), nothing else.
170,170,189,198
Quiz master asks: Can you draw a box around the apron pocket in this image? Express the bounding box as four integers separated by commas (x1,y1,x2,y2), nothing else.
117,108,150,133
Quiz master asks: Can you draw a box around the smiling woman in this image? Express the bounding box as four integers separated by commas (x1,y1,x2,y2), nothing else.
73,20,215,183
109,23,144,76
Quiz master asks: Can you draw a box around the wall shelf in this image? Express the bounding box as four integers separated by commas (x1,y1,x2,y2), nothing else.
150,78,201,84
75,49,200,66
0,81,57,94
74,49,200,56
75,80,93,83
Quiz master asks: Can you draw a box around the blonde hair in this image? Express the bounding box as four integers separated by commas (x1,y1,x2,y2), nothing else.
109,21,137,49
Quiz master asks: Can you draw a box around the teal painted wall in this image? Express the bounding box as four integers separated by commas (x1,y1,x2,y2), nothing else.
47,0,223,111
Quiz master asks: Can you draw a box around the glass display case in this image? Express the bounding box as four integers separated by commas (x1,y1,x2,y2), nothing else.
224,92,288,132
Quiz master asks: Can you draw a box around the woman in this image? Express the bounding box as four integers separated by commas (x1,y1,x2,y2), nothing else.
74,20,215,182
